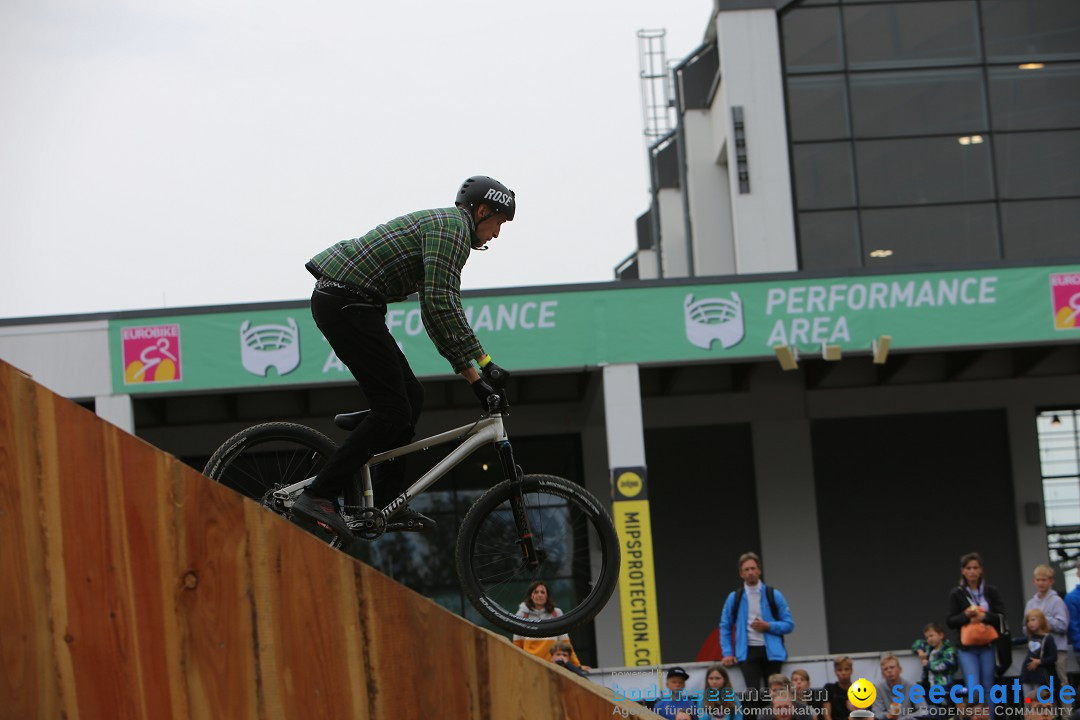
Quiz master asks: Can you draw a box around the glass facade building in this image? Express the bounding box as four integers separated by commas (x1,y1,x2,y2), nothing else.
781,0,1080,271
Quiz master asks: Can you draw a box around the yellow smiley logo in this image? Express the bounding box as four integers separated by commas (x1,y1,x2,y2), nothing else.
848,678,877,709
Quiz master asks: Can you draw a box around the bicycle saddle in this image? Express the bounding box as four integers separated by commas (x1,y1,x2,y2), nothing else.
334,410,370,431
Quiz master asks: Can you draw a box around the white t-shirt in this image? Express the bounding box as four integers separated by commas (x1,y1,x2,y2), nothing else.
745,583,765,646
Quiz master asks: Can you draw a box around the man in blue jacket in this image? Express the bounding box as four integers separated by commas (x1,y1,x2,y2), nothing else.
720,552,796,690
1066,566,1080,659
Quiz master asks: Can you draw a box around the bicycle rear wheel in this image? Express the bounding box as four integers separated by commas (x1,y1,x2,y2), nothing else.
203,422,336,508
456,474,620,638
203,423,343,541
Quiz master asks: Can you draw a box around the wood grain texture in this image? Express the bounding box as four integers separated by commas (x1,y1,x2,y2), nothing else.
0,359,637,720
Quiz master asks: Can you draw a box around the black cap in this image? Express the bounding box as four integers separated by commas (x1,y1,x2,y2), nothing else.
667,666,690,680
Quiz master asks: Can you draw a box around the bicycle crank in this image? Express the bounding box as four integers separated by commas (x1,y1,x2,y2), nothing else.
347,507,386,540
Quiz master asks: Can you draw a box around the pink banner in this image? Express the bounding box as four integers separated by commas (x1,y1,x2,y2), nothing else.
122,325,182,384
1051,273,1080,330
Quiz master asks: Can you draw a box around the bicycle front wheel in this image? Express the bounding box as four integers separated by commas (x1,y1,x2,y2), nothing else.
456,474,620,638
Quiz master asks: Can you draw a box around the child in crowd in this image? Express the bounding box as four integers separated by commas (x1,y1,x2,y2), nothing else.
764,675,808,720
825,656,853,720
769,673,793,700
792,668,832,720
700,663,743,719
654,667,697,720
912,623,959,693
1026,564,1070,694
549,641,589,678
1020,609,1058,697
1026,691,1055,719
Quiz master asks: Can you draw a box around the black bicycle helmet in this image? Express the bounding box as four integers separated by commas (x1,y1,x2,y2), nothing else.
456,176,516,222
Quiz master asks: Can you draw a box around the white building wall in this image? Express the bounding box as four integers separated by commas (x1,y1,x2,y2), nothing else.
0,320,112,398
636,248,660,280
95,393,134,433
713,9,798,275
657,188,689,278
682,109,736,276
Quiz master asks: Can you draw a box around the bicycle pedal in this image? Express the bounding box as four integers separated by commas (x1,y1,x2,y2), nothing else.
386,520,431,534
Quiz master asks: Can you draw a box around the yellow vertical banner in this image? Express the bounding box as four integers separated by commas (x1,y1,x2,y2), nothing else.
612,467,661,666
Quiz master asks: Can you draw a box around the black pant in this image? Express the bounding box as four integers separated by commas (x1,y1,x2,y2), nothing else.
741,645,782,690
307,289,424,503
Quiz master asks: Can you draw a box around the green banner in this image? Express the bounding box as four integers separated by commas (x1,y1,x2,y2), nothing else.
109,264,1080,394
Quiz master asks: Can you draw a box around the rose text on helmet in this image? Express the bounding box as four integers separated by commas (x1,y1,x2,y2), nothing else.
484,188,513,206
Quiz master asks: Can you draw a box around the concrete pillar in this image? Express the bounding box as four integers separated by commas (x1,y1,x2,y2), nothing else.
602,364,663,666
714,9,798,274
751,417,830,656
581,371,623,667
657,189,689,278
95,394,134,433
604,365,646,468
1007,404,1050,591
637,249,660,280
683,109,736,276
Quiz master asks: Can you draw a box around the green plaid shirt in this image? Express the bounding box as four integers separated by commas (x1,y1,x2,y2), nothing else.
306,207,484,372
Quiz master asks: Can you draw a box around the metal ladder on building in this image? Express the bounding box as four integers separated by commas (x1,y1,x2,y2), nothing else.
637,29,675,145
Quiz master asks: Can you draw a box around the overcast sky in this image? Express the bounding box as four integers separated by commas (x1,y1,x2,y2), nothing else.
0,0,713,320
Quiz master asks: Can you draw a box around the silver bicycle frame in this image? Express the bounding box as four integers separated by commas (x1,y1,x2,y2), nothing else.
372,414,507,519
274,414,508,521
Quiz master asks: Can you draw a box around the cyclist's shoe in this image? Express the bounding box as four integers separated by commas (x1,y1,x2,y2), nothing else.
292,493,352,540
387,505,437,534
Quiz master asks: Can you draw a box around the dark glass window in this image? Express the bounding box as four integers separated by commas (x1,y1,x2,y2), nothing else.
778,0,1079,272
843,2,981,70
783,7,845,73
982,0,1080,63
787,75,851,141
798,211,861,271
855,136,995,206
988,64,1080,132
849,68,987,138
861,204,1000,265
679,45,719,111
995,130,1080,199
794,143,857,209
1002,199,1080,260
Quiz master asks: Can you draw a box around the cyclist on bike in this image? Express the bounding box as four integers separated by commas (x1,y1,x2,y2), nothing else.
292,175,515,539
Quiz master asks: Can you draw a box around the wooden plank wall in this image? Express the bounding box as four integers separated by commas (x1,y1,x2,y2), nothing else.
0,359,649,720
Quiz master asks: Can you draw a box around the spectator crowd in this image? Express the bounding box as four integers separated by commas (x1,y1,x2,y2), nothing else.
585,552,1080,719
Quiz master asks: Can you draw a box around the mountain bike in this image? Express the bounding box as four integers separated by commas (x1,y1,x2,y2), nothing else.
202,380,620,638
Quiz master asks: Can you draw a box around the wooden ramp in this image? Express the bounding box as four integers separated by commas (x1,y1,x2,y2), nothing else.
0,359,645,719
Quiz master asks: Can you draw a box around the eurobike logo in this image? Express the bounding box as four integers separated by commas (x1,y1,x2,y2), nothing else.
240,318,301,377
684,292,745,351
122,324,182,384
1050,273,1080,330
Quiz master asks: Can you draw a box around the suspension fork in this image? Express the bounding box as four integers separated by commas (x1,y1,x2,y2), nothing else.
495,440,540,569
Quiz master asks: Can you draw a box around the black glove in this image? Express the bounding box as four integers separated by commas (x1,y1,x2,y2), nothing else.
481,360,510,388
471,377,499,412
